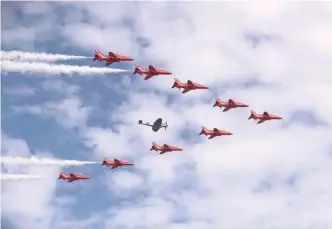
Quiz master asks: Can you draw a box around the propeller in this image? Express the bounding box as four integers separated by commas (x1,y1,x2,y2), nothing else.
165,121,168,130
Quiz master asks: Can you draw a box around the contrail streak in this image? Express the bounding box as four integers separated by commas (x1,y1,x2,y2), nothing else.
0,173,46,180
1,60,129,76
1,50,90,62
0,156,99,166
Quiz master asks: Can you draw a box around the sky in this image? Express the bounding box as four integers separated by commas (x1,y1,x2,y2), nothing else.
1,1,332,229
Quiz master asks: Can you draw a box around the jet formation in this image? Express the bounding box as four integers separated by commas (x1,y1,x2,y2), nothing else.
58,49,283,182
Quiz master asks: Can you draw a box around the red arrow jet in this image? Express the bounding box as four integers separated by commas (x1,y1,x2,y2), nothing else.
171,78,209,93
213,97,249,112
93,49,134,66
248,110,282,124
199,126,233,139
150,142,183,154
133,64,172,80
101,157,134,169
58,171,90,183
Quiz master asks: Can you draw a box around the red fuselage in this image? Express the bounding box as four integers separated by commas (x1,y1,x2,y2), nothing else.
93,50,134,66
133,64,172,80
58,172,90,182
199,127,233,139
102,157,134,169
150,142,183,154
213,98,249,112
248,111,282,124
172,78,209,93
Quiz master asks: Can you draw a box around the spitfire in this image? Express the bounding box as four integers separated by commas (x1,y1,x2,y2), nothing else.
138,118,168,132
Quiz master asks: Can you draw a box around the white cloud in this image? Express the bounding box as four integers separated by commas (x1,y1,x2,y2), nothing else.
1,134,60,229
11,96,91,129
3,84,38,97
3,2,332,229
105,170,144,194
72,2,332,229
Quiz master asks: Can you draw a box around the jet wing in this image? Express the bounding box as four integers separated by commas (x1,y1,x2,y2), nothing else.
228,99,235,105
223,107,232,112
148,65,157,73
187,80,194,87
208,135,217,139
182,88,191,93
144,74,154,80
213,128,220,133
257,119,266,124
109,52,118,59
114,159,120,164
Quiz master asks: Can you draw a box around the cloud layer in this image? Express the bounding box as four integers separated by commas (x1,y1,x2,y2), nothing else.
2,2,332,229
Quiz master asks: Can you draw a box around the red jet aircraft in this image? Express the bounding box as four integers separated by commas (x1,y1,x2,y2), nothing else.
102,157,134,169
172,78,209,93
133,64,172,80
199,126,233,139
248,110,282,124
58,171,90,183
213,97,249,112
93,49,134,66
150,142,183,154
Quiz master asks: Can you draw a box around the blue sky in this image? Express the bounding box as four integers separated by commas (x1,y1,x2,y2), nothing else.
1,2,332,229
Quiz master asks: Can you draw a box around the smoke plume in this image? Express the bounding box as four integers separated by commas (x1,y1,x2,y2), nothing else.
0,173,46,180
0,156,99,167
1,60,129,75
1,50,90,62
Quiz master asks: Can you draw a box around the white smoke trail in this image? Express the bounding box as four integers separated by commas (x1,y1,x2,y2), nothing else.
1,60,130,76
0,173,46,180
0,156,99,167
1,50,90,62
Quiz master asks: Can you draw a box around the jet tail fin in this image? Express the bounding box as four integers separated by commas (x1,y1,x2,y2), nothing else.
248,110,256,120
133,64,143,75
